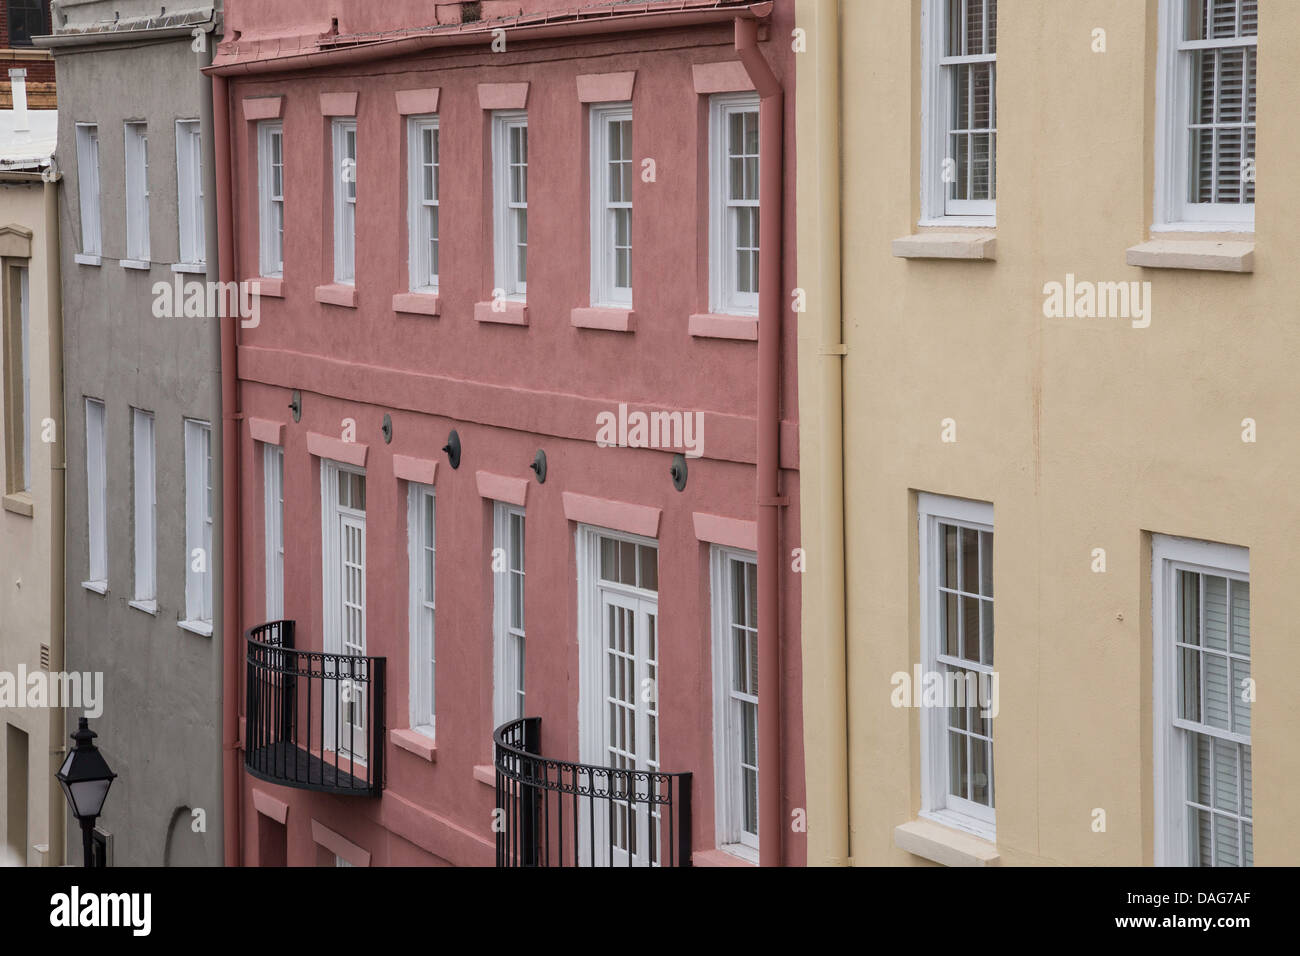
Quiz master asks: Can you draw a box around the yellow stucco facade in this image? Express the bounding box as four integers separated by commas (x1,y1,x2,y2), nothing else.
797,0,1296,866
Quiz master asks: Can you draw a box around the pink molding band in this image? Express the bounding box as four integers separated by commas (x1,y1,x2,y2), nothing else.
562,491,661,538
478,81,529,110
692,512,759,552
396,87,440,115
392,292,440,316
311,819,371,867
319,91,358,116
476,471,528,506
571,307,634,332
689,312,759,341
252,789,289,825
242,96,283,121
692,61,754,94
248,417,285,446
393,454,438,485
474,300,529,325
576,71,636,103
306,432,368,467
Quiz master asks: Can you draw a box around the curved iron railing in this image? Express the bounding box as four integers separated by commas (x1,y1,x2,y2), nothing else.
494,716,692,867
245,620,385,797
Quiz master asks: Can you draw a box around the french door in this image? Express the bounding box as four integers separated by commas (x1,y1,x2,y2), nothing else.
322,461,367,764
578,527,660,866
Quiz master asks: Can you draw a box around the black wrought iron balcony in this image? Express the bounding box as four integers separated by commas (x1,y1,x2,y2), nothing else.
245,620,385,797
494,717,692,867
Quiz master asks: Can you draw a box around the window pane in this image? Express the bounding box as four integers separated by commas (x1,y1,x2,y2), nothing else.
970,738,991,806
948,730,968,800
942,524,958,588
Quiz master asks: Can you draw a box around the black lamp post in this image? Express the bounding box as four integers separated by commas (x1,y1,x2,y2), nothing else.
56,717,117,867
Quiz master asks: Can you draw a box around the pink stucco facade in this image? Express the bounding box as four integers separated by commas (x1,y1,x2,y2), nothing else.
218,0,802,866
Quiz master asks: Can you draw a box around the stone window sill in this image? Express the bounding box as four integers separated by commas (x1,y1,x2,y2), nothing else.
2,492,33,517
572,306,634,332
693,846,757,867
1125,238,1254,273
171,262,207,275
473,764,495,787
315,282,358,308
474,299,528,326
688,312,758,341
74,253,101,267
892,230,996,260
392,291,440,317
391,728,437,762
81,580,107,595
178,619,213,637
128,599,158,616
119,258,151,270
249,276,284,298
893,818,999,867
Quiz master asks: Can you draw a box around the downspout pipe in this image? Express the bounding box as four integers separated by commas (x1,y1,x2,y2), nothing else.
734,14,783,868
212,68,242,867
796,0,848,866
44,169,66,868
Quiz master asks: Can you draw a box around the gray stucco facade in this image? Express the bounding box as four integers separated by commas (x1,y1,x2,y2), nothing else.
46,0,222,865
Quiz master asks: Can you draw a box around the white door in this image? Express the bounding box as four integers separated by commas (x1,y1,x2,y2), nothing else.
579,529,660,866
322,462,367,764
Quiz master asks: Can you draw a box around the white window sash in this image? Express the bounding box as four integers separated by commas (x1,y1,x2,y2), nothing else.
407,483,436,734
184,419,213,626
132,409,156,604
917,492,996,840
710,545,759,860
332,119,357,284
175,120,205,266
491,112,528,299
75,124,102,256
589,104,633,308
492,502,526,729
257,122,284,277
263,443,284,621
124,122,151,260
406,116,439,293
708,93,760,316
84,399,107,586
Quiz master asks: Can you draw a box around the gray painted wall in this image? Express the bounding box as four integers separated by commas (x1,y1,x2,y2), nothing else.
53,11,223,865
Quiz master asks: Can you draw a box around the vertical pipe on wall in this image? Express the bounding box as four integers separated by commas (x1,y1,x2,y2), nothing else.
734,15,784,867
43,172,66,868
794,0,849,866
212,69,243,867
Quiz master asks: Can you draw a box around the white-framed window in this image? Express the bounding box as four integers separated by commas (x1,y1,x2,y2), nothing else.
332,118,357,284
257,121,284,277
406,483,436,736
589,104,633,307
175,119,205,267
3,264,30,495
710,545,759,861
708,93,760,316
84,398,107,590
1153,534,1252,867
921,0,997,224
918,492,995,841
1155,0,1256,230
492,502,525,728
131,408,156,609
406,116,439,293
491,111,528,299
183,419,213,633
124,121,151,261
320,460,368,762
74,124,102,257
263,443,283,620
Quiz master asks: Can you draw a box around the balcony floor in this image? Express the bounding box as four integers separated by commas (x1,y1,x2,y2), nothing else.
246,740,374,796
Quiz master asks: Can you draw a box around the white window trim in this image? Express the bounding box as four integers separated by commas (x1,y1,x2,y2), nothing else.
332,118,357,285
917,491,996,842
710,544,759,863
263,443,284,621
83,398,107,592
491,111,528,300
1153,0,1256,232
406,483,436,738
123,122,151,262
1152,533,1250,867
182,418,213,633
257,121,284,278
406,115,439,294
75,123,102,257
131,408,156,609
319,459,368,763
174,119,205,268
589,104,633,308
920,0,997,226
708,92,760,316
492,501,526,729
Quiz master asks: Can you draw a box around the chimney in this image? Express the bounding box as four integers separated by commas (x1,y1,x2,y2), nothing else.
9,69,29,132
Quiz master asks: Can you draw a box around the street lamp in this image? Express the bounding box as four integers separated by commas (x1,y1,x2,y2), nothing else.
56,717,117,867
